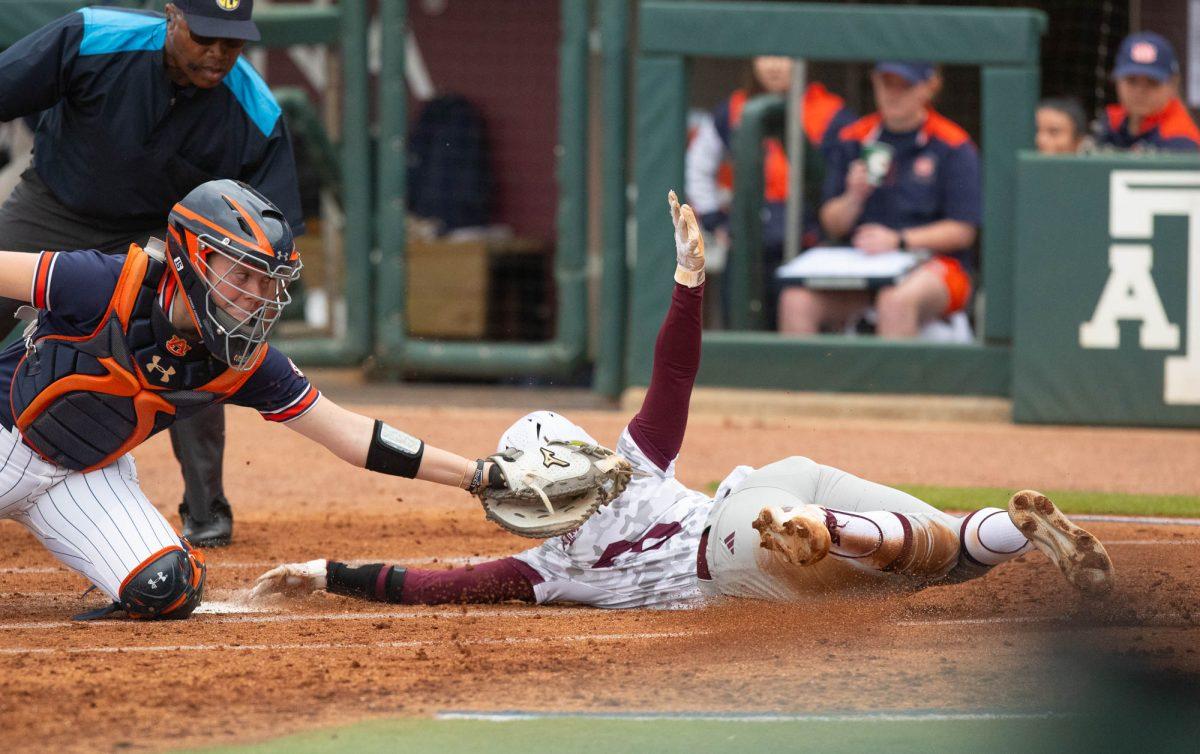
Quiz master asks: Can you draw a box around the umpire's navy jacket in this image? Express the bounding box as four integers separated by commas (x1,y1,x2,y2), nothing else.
0,6,303,233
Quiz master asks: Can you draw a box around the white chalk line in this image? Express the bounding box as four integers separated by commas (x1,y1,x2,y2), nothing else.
896,616,1061,627
5,537,1197,577
0,556,488,575
1107,539,1200,545
436,710,1067,723
0,630,694,656
4,607,1187,635
896,613,1191,627
0,606,595,632
1074,514,1200,527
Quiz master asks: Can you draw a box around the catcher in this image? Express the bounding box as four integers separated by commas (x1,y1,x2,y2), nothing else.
0,178,627,620
254,192,1113,608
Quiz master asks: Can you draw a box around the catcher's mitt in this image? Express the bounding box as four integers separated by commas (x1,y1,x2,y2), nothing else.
479,441,634,538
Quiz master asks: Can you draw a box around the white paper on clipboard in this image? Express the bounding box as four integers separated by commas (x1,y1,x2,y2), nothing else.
775,246,926,290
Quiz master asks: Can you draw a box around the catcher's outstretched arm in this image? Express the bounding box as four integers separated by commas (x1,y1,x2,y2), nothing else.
285,397,494,491
626,191,706,471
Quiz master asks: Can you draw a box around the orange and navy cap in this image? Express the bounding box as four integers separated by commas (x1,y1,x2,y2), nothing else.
1112,32,1178,82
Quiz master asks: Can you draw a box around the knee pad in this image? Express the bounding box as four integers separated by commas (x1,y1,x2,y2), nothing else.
119,540,206,620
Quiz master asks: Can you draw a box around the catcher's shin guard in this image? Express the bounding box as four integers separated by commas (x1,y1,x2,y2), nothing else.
113,541,206,619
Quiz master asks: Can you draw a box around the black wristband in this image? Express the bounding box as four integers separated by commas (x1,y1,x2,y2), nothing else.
897,230,908,251
466,459,487,494
326,561,408,603
365,420,425,478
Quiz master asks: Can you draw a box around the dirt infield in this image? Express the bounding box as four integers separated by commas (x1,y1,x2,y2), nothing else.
2,392,1199,753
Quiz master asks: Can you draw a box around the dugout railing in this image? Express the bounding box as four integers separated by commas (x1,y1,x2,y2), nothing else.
0,1,372,366
370,0,594,380
616,2,1046,396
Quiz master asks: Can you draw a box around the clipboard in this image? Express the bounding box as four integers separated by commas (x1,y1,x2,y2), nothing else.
775,246,928,290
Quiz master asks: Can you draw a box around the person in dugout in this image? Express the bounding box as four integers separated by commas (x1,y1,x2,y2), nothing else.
1096,32,1200,152
777,62,981,339
1036,97,1090,155
685,56,855,328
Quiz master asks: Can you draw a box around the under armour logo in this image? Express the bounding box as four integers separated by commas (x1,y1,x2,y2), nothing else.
145,355,176,383
540,447,570,469
147,571,167,590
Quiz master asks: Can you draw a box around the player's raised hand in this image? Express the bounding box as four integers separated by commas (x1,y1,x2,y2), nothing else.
249,559,328,600
668,190,705,287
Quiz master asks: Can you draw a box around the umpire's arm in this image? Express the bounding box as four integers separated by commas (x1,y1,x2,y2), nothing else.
0,13,79,121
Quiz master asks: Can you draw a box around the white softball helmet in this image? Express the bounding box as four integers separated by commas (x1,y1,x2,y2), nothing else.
497,410,598,453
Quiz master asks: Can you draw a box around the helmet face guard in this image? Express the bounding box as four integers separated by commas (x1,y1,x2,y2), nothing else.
166,180,301,370
192,232,301,369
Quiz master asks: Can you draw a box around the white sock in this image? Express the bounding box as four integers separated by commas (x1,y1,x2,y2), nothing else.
960,507,1032,566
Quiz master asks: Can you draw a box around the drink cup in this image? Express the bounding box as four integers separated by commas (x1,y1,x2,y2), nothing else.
862,142,894,186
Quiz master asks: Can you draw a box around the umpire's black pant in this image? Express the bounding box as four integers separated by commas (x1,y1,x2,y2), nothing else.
0,169,230,523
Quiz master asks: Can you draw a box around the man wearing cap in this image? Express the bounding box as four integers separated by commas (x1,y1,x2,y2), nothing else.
0,0,304,546
1098,31,1200,152
779,62,980,338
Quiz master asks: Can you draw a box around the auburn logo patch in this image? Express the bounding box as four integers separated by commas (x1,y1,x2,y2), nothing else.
166,335,192,357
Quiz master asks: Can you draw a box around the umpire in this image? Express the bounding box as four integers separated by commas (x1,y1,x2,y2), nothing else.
0,0,304,547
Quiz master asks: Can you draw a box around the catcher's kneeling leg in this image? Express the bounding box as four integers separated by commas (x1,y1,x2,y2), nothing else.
79,542,207,620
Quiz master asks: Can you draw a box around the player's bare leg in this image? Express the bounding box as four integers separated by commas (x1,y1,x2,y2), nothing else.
1006,490,1113,594
874,263,950,338
777,288,872,335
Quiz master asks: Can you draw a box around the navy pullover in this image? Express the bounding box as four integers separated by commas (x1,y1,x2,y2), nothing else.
0,7,303,233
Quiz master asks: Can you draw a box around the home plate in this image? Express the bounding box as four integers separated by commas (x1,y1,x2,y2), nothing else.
195,599,271,615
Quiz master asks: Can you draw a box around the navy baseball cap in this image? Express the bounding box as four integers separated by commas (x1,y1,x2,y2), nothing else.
175,0,260,42
1112,32,1178,82
873,61,936,85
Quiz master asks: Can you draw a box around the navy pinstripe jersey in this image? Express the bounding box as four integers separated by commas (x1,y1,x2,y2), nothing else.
0,7,303,234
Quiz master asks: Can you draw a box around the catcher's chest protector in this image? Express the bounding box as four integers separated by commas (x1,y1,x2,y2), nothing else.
10,245,262,471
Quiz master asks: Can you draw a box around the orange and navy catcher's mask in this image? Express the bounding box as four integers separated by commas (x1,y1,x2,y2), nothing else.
165,179,302,370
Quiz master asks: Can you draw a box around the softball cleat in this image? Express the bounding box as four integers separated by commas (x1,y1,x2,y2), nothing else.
753,504,832,566
1007,490,1114,595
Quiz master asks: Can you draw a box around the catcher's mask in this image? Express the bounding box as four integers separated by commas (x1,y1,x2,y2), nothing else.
497,410,598,453
166,179,301,370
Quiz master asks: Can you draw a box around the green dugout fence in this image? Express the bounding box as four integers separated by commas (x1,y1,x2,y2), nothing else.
7,3,1196,428
371,0,595,379
620,2,1046,397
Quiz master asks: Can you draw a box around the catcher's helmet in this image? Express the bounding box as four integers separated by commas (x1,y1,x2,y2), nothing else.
166,179,302,370
497,410,598,453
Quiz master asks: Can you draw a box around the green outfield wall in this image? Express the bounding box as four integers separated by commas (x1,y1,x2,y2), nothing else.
1014,154,1200,428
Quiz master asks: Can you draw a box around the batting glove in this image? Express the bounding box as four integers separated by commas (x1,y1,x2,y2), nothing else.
249,558,328,600
668,190,706,287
